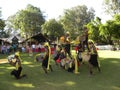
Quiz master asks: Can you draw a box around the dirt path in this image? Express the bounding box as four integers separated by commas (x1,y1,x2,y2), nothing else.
0,59,8,64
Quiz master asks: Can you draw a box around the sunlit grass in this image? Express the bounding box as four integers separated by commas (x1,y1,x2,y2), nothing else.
111,86,120,90
98,50,120,59
23,61,33,65
0,50,120,90
44,81,76,87
13,83,35,88
110,60,120,64
64,81,76,86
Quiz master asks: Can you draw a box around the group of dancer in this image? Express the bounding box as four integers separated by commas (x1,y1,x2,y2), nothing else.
53,27,101,75
8,27,101,79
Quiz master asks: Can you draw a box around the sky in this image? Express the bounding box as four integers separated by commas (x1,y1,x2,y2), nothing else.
0,0,112,23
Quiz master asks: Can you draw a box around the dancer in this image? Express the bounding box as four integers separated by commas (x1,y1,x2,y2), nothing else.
77,43,83,63
88,41,101,75
42,42,53,74
64,32,72,58
9,53,26,79
81,27,90,52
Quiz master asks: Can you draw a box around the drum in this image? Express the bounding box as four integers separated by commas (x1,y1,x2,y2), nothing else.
7,54,15,63
82,52,91,62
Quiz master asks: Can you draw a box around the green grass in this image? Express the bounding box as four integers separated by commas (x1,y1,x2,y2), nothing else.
0,50,120,90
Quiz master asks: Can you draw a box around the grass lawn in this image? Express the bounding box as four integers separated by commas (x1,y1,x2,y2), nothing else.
0,50,120,90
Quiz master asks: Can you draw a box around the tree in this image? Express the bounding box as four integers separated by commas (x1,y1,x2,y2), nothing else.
0,19,5,30
0,8,6,38
7,4,45,38
0,7,1,17
111,14,120,39
99,20,114,44
0,19,6,38
87,17,103,43
59,5,95,38
103,0,120,16
41,19,64,40
99,15,120,45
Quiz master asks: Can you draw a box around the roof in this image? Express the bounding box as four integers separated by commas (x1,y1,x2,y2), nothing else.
25,33,49,43
0,38,10,44
0,33,49,44
6,35,25,43
0,35,25,44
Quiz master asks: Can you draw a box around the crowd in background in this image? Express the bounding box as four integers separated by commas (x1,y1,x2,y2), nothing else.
0,42,55,55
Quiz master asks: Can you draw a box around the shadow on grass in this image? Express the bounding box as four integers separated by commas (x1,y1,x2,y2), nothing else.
0,53,120,90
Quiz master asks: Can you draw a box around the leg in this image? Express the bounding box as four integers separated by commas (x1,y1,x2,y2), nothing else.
97,66,101,72
11,70,18,79
42,57,48,74
88,63,93,75
42,66,48,74
11,67,22,79
49,65,53,72
16,67,22,79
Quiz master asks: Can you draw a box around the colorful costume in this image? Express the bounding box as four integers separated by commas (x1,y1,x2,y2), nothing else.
9,53,26,79
64,32,72,58
42,42,53,73
88,41,101,75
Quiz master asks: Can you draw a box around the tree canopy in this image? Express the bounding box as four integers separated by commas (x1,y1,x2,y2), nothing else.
87,17,102,43
1,3,120,45
59,5,95,38
0,8,6,38
41,19,64,40
103,0,120,16
7,4,45,38
87,14,120,45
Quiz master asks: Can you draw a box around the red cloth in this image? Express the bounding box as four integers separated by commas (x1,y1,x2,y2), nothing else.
56,58,61,63
40,47,55,54
35,48,39,52
51,47,55,54
41,48,45,52
75,46,78,51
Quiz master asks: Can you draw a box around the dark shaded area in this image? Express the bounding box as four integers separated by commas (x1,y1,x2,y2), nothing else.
22,33,49,44
0,39,2,44
0,38,10,44
30,33,49,42
12,36,18,45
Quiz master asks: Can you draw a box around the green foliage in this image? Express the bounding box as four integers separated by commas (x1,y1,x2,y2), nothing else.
42,19,64,40
0,19,5,30
100,20,114,44
88,14,120,45
0,7,1,17
103,0,120,16
87,17,102,43
0,8,5,30
0,8,6,38
112,15,120,39
100,15,120,43
60,5,95,38
7,4,45,38
114,14,120,21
